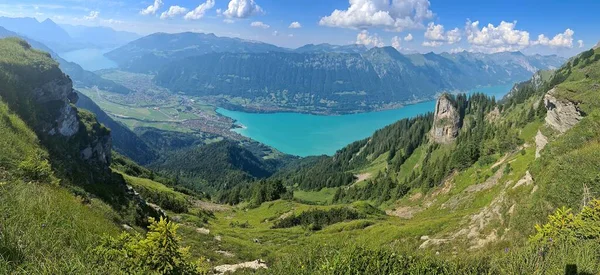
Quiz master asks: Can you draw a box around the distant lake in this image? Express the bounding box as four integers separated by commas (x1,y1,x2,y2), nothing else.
59,48,117,72
218,84,514,157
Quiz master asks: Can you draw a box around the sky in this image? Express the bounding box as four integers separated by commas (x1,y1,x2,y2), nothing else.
0,0,598,57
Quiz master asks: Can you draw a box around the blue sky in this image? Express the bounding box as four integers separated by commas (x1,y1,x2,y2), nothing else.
0,0,597,56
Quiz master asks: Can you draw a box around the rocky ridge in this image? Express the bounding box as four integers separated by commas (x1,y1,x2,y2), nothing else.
430,94,461,144
543,88,583,133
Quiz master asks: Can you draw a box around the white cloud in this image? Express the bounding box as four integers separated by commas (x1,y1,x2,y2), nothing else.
223,0,263,19
288,34,294,37
450,47,466,53
140,0,163,15
404,33,413,41
446,28,461,44
84,11,99,20
423,22,461,46
424,22,445,41
319,0,434,32
289,21,302,29
224,18,235,24
391,36,402,50
422,41,442,47
356,30,384,48
465,20,530,53
533,29,574,48
578,40,584,48
184,0,215,20
104,19,123,24
251,21,270,29
272,30,279,36
160,6,188,20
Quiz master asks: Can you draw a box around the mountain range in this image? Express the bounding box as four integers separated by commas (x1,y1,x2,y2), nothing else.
106,32,565,114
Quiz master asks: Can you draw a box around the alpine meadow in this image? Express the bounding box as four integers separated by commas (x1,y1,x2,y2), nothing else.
1,0,600,274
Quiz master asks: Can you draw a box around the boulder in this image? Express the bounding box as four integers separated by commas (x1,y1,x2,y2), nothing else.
544,89,583,133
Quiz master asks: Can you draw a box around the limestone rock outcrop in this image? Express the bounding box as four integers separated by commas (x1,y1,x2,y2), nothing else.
430,94,460,144
544,88,583,133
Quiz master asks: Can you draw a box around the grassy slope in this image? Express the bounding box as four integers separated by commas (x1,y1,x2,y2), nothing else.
0,99,122,274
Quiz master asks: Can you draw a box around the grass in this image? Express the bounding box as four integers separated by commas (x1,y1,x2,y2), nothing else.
293,187,338,205
120,172,190,213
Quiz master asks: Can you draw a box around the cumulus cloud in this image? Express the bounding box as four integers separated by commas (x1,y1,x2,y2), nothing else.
251,21,270,29
404,33,413,41
446,28,461,44
140,0,163,15
319,0,434,32
464,20,577,53
533,29,574,48
422,41,442,47
184,0,215,20
84,11,99,20
289,21,302,29
391,36,402,50
356,30,384,48
465,20,530,53
160,6,188,20
422,22,461,46
223,0,263,19
578,40,584,48
223,18,235,24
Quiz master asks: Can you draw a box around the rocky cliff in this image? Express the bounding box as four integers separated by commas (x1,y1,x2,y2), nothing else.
0,38,112,165
544,88,583,133
430,94,461,144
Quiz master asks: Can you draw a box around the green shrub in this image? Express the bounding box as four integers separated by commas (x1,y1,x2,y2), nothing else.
93,217,210,274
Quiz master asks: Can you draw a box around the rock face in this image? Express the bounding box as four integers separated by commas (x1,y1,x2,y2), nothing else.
544,89,583,133
35,76,81,137
26,53,112,165
80,132,112,165
430,94,460,144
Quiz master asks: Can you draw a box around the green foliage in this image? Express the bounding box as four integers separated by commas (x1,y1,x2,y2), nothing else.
93,217,209,274
151,140,279,194
272,207,365,230
0,182,122,274
268,244,490,274
122,173,190,213
531,199,600,245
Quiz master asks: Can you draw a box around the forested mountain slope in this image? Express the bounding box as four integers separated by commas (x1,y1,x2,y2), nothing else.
105,32,288,73
152,45,563,113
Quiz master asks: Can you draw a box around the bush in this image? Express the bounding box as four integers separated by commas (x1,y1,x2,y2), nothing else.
93,217,210,274
272,207,364,230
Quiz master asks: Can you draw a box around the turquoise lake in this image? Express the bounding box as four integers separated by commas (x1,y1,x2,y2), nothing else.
217,84,515,157
59,48,117,72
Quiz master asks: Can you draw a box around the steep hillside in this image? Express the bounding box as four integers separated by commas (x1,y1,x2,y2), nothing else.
0,37,180,273
153,46,563,114
76,92,158,164
150,140,284,194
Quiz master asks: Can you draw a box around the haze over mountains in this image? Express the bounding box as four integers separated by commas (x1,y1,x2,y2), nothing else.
0,16,140,52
